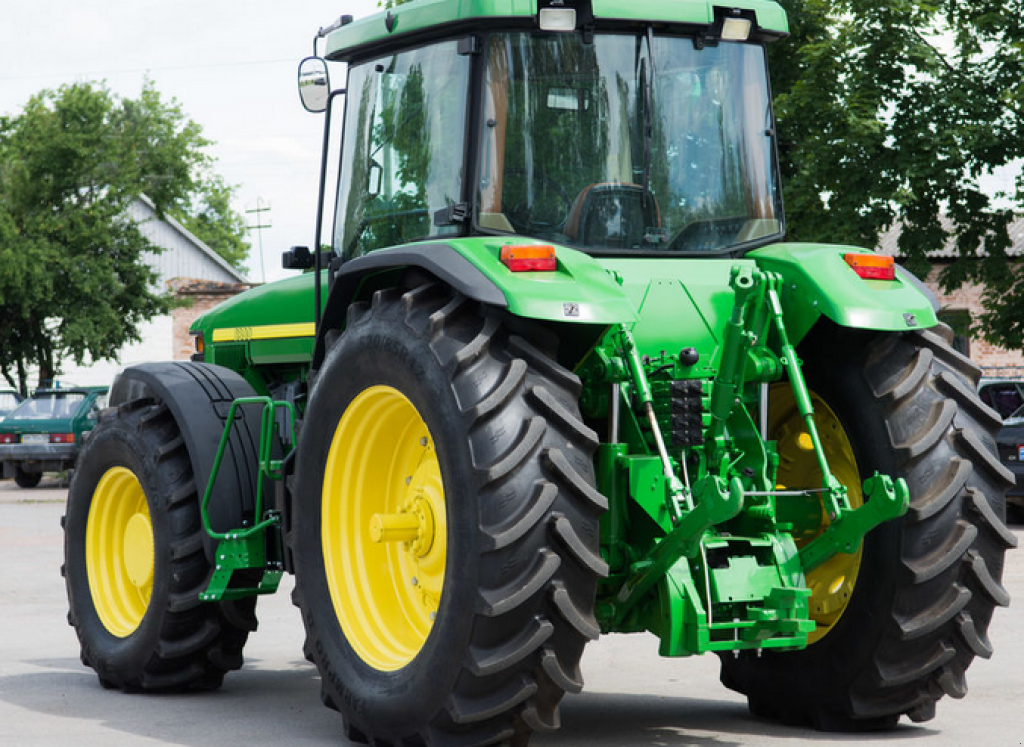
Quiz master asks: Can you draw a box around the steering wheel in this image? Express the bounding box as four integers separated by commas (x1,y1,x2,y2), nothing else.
502,167,572,234
666,216,747,252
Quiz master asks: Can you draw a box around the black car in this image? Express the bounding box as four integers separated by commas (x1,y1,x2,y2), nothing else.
978,378,1024,519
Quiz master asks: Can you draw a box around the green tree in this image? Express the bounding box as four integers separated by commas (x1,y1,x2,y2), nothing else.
0,81,247,393
172,175,250,271
769,0,1024,348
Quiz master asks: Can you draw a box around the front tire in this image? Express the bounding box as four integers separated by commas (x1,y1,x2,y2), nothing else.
292,282,607,746
64,398,256,691
721,323,1016,729
14,466,41,489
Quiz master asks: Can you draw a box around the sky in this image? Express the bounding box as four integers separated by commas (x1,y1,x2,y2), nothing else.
0,0,384,284
1,1,1018,288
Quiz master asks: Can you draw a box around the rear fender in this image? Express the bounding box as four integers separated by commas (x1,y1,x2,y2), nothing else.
314,240,636,369
749,243,939,345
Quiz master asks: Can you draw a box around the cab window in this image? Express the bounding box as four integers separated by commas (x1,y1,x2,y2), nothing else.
335,41,470,259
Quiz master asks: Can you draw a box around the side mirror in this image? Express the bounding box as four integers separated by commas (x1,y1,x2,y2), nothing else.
298,57,330,113
368,159,383,198
282,246,332,271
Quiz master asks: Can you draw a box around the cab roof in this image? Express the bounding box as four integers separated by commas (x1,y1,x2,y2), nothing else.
324,0,788,62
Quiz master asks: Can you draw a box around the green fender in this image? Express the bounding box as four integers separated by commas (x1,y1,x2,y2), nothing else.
748,243,939,344
445,238,637,324
321,239,635,327
312,238,635,370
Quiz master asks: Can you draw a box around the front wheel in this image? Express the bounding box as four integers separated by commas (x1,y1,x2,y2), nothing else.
64,398,256,691
14,466,41,489
292,282,607,746
721,323,1016,729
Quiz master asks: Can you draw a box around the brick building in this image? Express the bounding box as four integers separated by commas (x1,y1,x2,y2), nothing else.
878,218,1024,377
169,278,253,361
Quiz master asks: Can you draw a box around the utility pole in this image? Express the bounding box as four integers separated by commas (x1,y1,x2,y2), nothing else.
245,197,273,284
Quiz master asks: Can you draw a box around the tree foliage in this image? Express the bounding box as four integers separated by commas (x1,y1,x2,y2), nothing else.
0,81,248,393
769,0,1024,348
172,174,250,271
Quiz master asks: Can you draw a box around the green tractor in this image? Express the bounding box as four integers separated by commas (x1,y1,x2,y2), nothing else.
63,1,1016,744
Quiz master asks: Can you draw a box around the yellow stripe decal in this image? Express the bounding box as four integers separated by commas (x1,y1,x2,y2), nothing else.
211,323,316,343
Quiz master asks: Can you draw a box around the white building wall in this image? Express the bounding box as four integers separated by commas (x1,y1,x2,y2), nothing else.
127,198,247,286
55,315,173,387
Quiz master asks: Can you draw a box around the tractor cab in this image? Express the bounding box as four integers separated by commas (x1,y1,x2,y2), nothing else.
304,2,785,261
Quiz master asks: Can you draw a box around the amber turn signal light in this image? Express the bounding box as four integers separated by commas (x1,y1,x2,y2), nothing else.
844,253,896,281
500,244,557,272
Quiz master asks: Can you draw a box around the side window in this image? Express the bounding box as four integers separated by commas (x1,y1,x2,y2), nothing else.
89,394,108,419
335,41,470,259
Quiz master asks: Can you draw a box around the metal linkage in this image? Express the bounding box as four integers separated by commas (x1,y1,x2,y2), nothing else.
799,472,909,572
706,265,761,467
603,266,908,654
762,273,848,520
616,325,691,519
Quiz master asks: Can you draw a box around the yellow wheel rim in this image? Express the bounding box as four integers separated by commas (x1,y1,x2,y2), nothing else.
769,384,863,645
323,385,447,671
86,467,154,637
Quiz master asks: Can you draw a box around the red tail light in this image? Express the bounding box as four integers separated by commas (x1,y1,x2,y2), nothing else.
50,433,75,444
0,434,14,444
500,244,557,272
844,253,896,280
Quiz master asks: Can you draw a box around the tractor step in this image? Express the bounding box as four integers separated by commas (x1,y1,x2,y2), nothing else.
200,525,285,602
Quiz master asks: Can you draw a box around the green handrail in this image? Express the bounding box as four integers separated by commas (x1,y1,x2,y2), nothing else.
200,396,298,541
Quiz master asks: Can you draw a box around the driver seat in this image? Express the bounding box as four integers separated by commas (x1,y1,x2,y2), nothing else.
564,182,661,248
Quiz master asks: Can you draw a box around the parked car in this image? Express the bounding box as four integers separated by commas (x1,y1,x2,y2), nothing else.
0,388,24,419
0,386,108,488
978,378,1024,519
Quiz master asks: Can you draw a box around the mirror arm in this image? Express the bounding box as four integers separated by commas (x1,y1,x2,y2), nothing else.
314,88,346,331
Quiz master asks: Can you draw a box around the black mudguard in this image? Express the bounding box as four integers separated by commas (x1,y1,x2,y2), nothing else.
108,362,263,562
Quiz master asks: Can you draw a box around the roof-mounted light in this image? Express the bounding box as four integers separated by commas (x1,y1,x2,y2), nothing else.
704,7,759,47
720,17,752,41
539,6,577,32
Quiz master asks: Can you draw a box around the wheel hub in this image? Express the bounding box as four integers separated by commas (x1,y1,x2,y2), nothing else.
322,386,447,671
85,466,154,638
370,494,437,557
123,512,155,588
771,385,862,645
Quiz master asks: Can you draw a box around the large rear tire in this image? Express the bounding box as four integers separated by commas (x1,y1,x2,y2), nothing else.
292,281,607,746
721,323,1016,729
64,395,258,691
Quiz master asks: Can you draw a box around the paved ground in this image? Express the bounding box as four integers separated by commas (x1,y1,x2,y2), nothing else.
1,477,1021,747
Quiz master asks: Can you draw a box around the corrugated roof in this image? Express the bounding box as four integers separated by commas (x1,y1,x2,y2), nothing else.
877,216,1024,259
134,195,249,283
